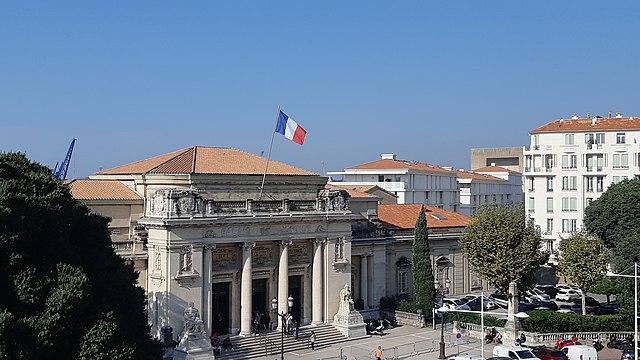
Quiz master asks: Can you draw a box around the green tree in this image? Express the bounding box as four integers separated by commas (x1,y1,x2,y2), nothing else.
0,152,162,360
584,179,640,248
412,206,436,322
589,276,623,304
558,232,609,315
460,204,546,293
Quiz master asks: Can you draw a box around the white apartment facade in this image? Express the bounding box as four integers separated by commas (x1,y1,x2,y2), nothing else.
327,154,460,212
524,113,640,255
456,166,523,215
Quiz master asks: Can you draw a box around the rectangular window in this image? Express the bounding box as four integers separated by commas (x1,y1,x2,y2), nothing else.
565,133,575,145
528,197,535,213
397,271,408,294
562,176,569,190
562,155,569,169
562,197,569,212
562,219,569,233
617,132,626,144
586,177,594,192
546,177,553,191
613,154,620,168
613,176,620,184
585,133,594,144
569,176,577,190
597,177,604,192
622,154,629,168
546,197,553,213
570,197,577,212
571,219,577,233
546,219,553,234
528,178,535,191
596,133,605,144
570,155,577,168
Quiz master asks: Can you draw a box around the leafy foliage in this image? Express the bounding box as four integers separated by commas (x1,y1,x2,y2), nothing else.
589,275,623,303
460,204,546,293
520,310,630,333
583,179,640,248
412,206,436,321
449,312,506,327
0,152,162,360
558,233,609,315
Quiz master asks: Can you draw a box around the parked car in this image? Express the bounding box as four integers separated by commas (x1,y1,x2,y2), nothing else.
530,299,558,311
593,301,620,315
490,292,510,308
527,289,551,301
532,346,569,360
518,302,538,312
464,296,498,311
493,345,539,360
621,348,635,360
569,296,600,313
556,289,581,302
557,304,579,313
443,298,471,311
561,345,598,360
536,285,559,298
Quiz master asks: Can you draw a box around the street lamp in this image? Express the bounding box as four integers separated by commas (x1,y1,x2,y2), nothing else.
271,295,294,360
437,298,530,360
435,278,451,360
606,262,638,360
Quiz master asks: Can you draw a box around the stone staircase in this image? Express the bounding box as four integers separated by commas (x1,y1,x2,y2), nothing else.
216,324,356,359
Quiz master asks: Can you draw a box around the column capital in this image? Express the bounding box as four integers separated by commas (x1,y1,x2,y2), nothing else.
314,237,327,245
241,241,255,250
204,244,217,252
281,239,292,247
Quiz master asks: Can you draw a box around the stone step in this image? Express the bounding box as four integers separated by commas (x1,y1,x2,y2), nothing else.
217,325,353,360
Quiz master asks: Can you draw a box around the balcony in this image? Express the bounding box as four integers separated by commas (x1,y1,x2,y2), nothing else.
112,240,147,260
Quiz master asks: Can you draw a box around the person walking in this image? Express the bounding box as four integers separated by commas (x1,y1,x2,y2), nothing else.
309,331,316,351
374,345,383,360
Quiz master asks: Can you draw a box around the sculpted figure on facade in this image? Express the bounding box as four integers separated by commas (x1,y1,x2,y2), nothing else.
318,189,350,212
180,245,193,273
178,302,209,349
339,284,354,312
153,245,162,273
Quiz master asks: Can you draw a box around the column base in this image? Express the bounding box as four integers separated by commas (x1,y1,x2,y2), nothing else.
311,320,323,326
239,330,251,337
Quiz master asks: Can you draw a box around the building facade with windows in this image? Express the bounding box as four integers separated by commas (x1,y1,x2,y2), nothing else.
523,113,640,255
328,154,460,212
455,168,522,215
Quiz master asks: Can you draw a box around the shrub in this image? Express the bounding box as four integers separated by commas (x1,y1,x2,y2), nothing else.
521,310,631,333
449,312,506,327
379,295,420,314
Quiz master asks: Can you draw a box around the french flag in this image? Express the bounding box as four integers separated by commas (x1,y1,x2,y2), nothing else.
275,110,307,145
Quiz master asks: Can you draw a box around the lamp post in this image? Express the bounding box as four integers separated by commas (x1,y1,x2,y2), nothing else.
271,296,294,360
437,304,530,360
606,262,638,360
435,278,451,360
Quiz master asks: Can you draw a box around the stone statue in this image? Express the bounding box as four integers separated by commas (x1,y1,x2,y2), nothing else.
339,284,355,312
178,303,208,349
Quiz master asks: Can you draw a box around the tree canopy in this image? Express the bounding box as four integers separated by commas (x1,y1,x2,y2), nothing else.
412,206,436,321
460,204,546,293
0,152,161,360
584,179,640,248
558,232,609,315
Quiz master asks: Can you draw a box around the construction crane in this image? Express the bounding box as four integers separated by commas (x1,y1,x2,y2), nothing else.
53,138,77,180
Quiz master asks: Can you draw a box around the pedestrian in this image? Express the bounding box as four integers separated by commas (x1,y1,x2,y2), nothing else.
286,314,293,335
295,321,300,339
309,331,316,351
374,345,383,360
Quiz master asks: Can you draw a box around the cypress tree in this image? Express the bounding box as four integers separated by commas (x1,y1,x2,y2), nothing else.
412,206,436,321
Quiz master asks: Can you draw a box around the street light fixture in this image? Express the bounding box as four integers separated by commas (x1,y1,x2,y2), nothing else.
435,278,451,359
271,295,294,360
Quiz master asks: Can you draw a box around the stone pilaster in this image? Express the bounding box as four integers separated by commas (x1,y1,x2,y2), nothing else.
360,255,368,309
202,244,215,335
239,241,254,336
312,238,324,325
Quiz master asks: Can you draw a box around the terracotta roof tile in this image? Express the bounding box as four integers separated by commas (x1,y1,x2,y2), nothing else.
531,116,640,134
327,184,379,199
346,159,454,174
97,146,315,176
473,165,520,174
455,170,505,182
67,179,142,201
378,204,469,229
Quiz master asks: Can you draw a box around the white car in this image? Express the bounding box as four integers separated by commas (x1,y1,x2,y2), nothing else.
555,289,581,302
443,298,471,311
526,289,551,301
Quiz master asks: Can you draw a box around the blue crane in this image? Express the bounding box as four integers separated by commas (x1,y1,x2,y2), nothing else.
53,138,77,180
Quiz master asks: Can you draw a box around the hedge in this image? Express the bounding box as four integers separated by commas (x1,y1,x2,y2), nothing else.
448,312,507,327
379,296,423,316
520,310,631,333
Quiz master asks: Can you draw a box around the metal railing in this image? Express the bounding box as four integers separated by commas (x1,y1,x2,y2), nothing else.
257,331,278,356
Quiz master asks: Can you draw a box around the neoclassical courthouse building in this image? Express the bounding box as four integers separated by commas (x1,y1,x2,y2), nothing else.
68,146,486,339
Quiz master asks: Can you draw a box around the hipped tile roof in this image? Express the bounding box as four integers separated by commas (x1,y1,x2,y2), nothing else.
378,204,469,229
67,179,142,201
97,146,315,176
327,184,379,199
531,116,640,134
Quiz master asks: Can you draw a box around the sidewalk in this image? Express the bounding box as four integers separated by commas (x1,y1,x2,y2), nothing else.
253,325,494,360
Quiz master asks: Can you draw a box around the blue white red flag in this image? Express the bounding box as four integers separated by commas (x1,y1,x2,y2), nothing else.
275,110,307,145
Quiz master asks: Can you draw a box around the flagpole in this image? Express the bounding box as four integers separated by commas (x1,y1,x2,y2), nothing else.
259,106,281,200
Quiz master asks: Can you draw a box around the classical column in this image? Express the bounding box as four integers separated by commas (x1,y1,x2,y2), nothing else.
239,241,254,336
303,268,312,324
311,238,324,325
202,244,215,335
277,240,291,330
361,255,368,309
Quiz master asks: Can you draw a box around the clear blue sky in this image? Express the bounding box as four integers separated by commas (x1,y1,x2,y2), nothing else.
2,1,639,178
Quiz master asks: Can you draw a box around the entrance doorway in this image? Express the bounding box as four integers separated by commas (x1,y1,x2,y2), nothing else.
288,275,302,323
212,282,231,334
252,278,268,316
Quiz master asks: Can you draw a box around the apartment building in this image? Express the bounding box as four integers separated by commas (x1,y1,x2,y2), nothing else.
456,166,523,215
524,113,640,255
327,154,460,212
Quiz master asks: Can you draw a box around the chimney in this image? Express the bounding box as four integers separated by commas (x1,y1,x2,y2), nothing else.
592,116,597,126
616,112,623,118
571,113,579,120
381,153,396,160
491,162,496,166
